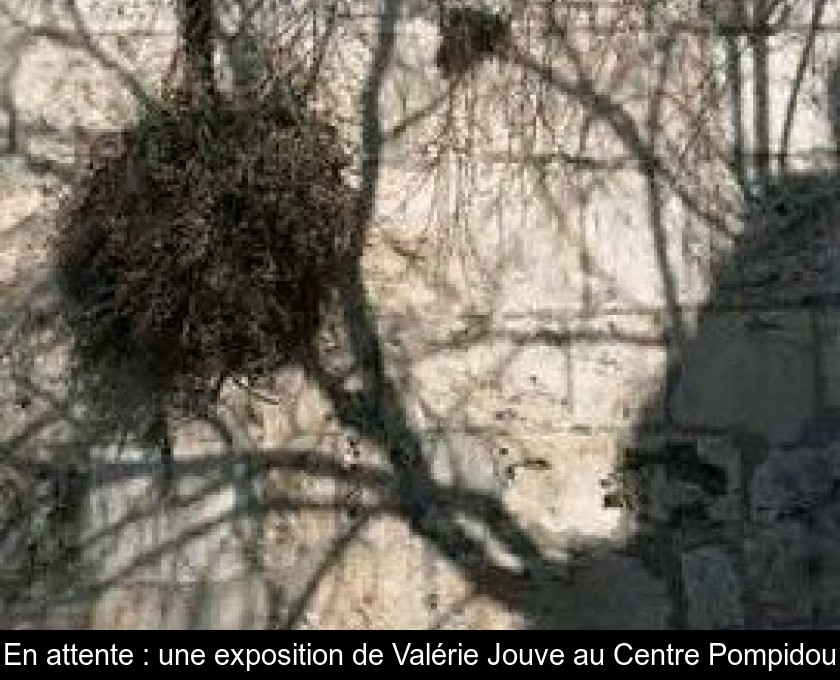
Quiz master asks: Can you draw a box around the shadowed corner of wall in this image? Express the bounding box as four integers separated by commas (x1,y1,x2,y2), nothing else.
607,46,840,630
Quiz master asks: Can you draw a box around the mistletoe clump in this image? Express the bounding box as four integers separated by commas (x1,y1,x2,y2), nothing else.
56,89,362,421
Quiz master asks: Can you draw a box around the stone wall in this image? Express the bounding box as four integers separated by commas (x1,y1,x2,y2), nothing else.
1,0,840,629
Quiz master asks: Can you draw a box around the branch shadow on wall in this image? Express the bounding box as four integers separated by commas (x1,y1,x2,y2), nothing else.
5,0,840,630
0,0,667,629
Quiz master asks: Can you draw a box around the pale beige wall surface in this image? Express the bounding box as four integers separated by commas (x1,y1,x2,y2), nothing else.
1,0,839,629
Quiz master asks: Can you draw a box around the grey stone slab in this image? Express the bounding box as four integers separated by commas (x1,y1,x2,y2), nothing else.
671,310,816,444
681,544,744,629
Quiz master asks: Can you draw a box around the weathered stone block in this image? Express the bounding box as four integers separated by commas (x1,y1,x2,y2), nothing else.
570,313,668,427
671,310,816,444
681,544,744,629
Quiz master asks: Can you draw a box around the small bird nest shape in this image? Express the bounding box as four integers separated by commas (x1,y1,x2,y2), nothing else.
56,90,363,417
436,6,512,78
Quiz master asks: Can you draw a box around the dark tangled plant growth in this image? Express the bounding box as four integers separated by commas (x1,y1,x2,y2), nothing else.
436,6,512,78
56,89,363,423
